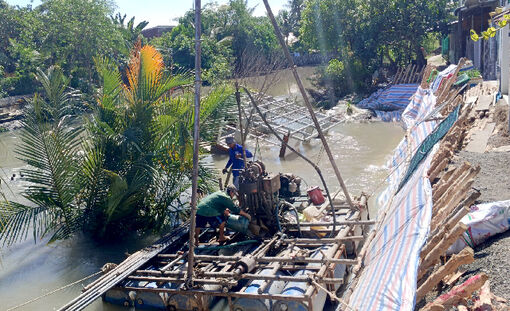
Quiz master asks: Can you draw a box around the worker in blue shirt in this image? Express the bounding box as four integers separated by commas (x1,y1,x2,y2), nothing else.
222,136,253,189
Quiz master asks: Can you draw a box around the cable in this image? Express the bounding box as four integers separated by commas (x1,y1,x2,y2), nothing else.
279,200,302,237
6,271,103,311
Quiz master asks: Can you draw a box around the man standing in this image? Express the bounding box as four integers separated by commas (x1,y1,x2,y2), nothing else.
195,185,251,245
222,136,253,189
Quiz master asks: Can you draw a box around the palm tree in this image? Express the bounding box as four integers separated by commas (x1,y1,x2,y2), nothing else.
0,66,83,244
0,44,233,245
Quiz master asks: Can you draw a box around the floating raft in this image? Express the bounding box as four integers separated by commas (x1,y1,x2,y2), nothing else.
59,196,371,311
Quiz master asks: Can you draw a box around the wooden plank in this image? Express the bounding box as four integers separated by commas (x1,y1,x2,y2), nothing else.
465,122,496,153
444,270,464,287
419,223,468,279
475,95,493,111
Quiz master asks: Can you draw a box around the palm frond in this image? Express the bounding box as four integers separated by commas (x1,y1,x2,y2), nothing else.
94,56,123,111
1,68,84,246
0,201,55,246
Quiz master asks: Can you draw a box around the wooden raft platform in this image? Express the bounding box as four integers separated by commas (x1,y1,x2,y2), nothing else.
58,197,371,311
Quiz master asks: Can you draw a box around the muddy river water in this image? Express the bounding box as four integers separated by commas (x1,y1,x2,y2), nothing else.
0,67,403,310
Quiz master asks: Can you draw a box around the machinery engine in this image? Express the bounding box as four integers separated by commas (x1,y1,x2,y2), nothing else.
237,161,283,234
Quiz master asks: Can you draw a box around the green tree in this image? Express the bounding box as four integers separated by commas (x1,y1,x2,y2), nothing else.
34,0,124,92
152,1,280,80
0,45,233,244
111,13,149,54
0,1,43,95
152,3,234,83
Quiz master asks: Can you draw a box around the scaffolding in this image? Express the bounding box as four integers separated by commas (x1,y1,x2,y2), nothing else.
218,93,343,148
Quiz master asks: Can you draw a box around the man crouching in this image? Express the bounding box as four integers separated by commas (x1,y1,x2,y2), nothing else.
195,185,251,245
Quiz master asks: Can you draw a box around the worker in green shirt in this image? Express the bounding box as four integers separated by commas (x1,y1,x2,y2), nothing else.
195,185,251,245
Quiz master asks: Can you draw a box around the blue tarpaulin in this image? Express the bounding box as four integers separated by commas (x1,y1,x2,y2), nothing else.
356,84,419,121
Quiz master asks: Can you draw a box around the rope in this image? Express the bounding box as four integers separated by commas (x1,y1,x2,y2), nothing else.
6,270,103,311
311,279,357,311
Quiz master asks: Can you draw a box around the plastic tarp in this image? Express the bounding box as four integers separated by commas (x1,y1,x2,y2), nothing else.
448,200,510,254
356,84,419,122
348,66,458,311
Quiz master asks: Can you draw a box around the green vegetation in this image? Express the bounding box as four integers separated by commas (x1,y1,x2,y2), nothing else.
298,0,451,104
0,45,232,244
151,1,281,84
0,0,457,244
0,0,144,97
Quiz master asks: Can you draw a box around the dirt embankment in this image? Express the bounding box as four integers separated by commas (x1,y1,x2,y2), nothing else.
438,91,510,305
456,150,510,301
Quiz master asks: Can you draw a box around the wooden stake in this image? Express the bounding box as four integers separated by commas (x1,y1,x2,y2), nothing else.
187,0,202,287
419,223,468,279
473,280,493,310
416,247,474,301
421,273,488,311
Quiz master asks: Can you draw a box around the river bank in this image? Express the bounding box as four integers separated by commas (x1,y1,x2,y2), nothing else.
419,86,510,309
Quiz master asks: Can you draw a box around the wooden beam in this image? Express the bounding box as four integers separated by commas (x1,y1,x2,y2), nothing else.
419,223,468,279
416,248,474,301
421,273,488,311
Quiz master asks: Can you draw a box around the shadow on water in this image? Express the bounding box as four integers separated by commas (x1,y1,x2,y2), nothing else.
0,231,158,311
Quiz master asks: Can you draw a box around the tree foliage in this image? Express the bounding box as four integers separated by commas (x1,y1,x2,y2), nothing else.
0,0,146,97
152,0,280,83
0,45,233,244
295,0,451,103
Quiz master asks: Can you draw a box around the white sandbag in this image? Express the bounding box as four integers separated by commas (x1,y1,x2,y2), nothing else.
447,200,510,254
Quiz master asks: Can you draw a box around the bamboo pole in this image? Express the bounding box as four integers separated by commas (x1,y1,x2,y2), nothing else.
283,220,376,227
235,82,248,166
187,0,202,288
261,0,354,209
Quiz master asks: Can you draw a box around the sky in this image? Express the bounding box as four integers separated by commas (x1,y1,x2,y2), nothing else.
5,0,287,27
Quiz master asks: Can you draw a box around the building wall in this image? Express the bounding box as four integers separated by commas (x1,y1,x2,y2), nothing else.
500,12,510,94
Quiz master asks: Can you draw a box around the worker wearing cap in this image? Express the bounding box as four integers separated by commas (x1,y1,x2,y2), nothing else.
222,137,253,189
195,185,251,245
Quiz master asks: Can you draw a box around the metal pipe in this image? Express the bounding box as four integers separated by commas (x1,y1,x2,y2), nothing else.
261,0,354,209
257,257,357,265
187,0,202,287
283,220,376,227
123,286,308,302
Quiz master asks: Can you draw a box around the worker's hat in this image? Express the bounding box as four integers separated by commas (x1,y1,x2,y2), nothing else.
225,136,235,145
